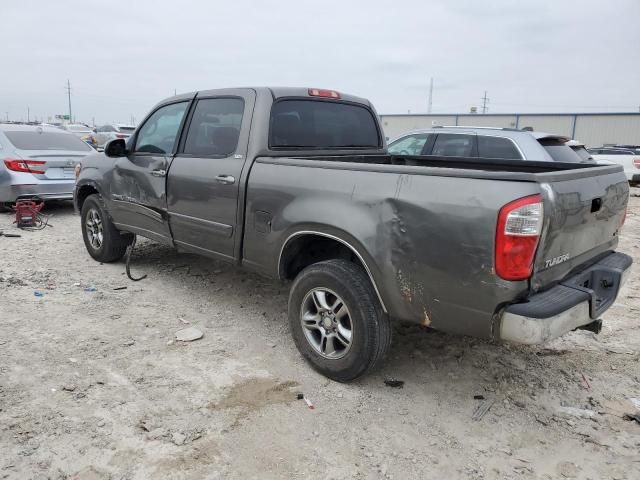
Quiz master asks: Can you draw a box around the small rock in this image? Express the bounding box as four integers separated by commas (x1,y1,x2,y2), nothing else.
557,461,578,478
175,327,204,342
97,420,106,427
122,339,135,347
364,451,373,458
68,357,78,363
147,427,168,440
171,432,187,446
557,406,596,419
62,385,77,392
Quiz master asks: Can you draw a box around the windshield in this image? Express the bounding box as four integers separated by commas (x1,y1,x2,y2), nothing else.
4,131,93,151
270,99,380,149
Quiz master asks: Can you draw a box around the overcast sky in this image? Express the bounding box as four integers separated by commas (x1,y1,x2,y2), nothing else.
1,0,639,124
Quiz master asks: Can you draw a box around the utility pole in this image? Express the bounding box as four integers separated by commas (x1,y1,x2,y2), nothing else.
27,107,30,122
427,77,433,114
65,79,72,123
5,112,8,122
481,90,489,114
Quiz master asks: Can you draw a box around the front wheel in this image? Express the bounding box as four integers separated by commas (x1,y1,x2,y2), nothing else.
288,259,392,382
80,194,133,262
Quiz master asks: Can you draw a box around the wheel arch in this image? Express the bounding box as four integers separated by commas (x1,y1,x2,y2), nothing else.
75,181,102,212
278,230,388,313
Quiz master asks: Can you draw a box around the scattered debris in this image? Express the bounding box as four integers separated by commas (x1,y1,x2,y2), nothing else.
580,372,591,389
556,406,596,419
33,291,44,297
629,398,640,411
296,393,315,410
113,286,127,291
175,327,203,342
62,385,76,392
122,339,135,347
472,398,495,421
473,395,485,400
0,231,21,238
147,427,168,440
68,357,78,363
83,286,97,292
384,379,405,388
623,413,640,424
178,317,190,325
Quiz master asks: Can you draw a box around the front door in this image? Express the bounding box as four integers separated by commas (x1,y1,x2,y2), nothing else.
109,100,190,244
167,90,255,260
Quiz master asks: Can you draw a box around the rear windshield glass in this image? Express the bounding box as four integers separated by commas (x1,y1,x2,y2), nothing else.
270,100,380,149
538,139,587,163
571,146,593,162
4,131,92,151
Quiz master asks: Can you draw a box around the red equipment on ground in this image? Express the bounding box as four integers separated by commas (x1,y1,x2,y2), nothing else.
12,197,48,229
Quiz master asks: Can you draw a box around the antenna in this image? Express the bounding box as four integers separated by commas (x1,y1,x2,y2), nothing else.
427,77,433,114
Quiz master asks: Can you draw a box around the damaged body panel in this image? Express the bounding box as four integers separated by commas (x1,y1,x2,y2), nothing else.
75,86,632,353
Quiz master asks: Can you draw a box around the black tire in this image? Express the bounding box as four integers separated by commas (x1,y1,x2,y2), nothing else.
80,194,132,262
288,259,392,382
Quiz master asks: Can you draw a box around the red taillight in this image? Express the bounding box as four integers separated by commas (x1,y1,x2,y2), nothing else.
633,158,640,169
495,194,544,281
3,158,46,174
308,88,340,99
115,134,128,139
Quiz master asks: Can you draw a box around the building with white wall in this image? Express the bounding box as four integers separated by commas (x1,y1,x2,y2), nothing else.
379,113,640,147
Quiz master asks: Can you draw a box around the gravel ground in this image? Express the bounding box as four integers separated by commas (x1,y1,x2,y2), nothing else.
1,190,639,480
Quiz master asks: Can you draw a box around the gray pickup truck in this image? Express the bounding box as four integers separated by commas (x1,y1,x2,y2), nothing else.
74,87,632,381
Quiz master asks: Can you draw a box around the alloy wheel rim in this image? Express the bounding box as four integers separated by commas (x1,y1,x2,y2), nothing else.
85,208,104,250
300,288,353,359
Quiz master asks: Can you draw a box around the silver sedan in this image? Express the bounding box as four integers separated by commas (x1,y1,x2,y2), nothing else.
0,124,93,206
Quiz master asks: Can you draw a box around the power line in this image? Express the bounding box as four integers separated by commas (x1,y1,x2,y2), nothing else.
481,90,489,114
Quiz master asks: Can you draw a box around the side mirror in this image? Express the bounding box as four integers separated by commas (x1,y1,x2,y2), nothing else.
104,138,127,157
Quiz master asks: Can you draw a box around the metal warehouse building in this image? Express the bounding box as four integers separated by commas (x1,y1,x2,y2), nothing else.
379,113,640,148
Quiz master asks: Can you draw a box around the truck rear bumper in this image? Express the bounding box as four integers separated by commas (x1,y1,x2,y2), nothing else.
500,252,632,344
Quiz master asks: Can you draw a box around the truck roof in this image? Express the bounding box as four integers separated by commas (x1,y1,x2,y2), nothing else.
156,87,373,108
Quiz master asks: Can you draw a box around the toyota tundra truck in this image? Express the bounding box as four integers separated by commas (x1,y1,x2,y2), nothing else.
74,87,632,381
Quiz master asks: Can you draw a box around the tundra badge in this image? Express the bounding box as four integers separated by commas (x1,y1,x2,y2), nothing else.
545,253,570,268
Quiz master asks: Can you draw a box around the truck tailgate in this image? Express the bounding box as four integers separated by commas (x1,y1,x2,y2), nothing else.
531,167,629,291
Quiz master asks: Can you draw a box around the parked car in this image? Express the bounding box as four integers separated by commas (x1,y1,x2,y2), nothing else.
0,124,93,206
94,124,136,147
388,126,594,163
60,123,98,148
75,87,631,381
588,147,640,186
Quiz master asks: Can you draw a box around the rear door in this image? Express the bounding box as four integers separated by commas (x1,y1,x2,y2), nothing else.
167,89,255,260
109,100,191,243
530,167,629,291
429,133,477,157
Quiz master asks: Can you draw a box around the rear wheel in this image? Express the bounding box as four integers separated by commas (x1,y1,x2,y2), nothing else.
81,194,132,262
288,259,391,382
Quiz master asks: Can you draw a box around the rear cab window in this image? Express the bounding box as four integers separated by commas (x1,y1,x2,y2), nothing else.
269,100,380,149
538,138,590,163
4,130,92,151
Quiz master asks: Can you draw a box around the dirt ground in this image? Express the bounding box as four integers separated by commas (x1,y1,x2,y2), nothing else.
1,189,639,480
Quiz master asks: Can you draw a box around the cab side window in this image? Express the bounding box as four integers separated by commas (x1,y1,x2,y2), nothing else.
388,134,431,155
432,134,475,157
477,136,522,160
135,102,188,154
183,98,244,156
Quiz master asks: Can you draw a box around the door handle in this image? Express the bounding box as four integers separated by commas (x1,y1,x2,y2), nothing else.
215,174,236,185
150,169,167,177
